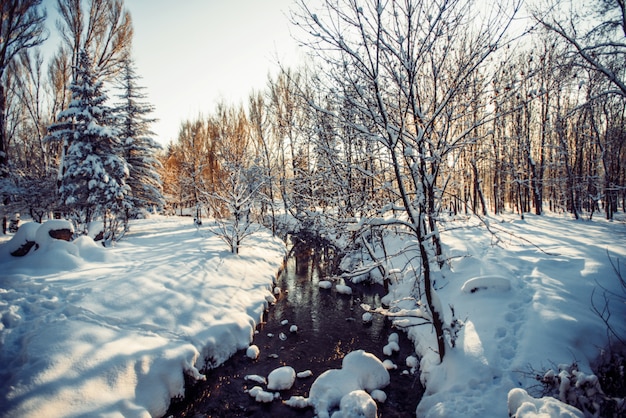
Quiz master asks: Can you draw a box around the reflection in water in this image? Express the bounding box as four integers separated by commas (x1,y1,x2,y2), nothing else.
166,241,423,418
275,242,387,344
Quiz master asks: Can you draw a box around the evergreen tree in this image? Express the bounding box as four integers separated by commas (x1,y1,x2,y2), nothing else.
115,58,164,218
46,50,129,234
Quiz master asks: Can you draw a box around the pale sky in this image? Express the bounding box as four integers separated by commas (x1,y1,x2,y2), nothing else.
125,0,306,144
125,0,308,144
44,0,307,145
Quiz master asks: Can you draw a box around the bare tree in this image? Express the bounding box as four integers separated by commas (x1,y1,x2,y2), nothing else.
248,90,278,235
0,0,46,181
534,0,626,99
292,0,521,362
56,0,133,82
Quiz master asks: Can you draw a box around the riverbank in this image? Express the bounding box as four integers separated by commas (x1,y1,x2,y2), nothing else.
0,216,286,417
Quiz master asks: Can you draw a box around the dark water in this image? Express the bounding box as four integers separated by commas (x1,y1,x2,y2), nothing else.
166,242,423,417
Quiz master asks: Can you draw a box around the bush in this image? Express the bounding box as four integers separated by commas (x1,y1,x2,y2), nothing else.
535,362,625,417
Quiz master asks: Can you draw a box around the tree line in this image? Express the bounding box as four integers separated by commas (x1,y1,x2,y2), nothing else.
0,0,163,243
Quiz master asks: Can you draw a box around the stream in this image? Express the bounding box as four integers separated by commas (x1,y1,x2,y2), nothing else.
166,239,423,417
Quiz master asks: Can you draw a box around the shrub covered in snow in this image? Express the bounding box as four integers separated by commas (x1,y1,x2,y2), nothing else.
533,362,625,416
508,388,584,418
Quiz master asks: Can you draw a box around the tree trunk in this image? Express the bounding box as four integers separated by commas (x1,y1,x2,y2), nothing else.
419,236,446,363
0,83,7,179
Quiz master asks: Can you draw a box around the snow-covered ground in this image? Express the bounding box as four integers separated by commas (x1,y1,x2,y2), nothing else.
0,216,285,417
388,214,626,417
1,213,625,417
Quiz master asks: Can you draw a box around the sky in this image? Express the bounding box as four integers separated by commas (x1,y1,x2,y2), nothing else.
125,0,308,145
43,0,308,145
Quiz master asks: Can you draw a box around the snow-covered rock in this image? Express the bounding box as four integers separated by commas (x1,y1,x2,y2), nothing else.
319,280,332,289
370,389,387,403
244,374,266,384
35,220,74,245
335,390,378,418
383,341,400,356
248,386,277,403
5,221,40,256
267,366,296,390
304,350,389,417
284,395,309,408
336,284,352,295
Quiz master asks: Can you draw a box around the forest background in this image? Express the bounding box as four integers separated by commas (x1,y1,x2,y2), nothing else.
0,0,625,248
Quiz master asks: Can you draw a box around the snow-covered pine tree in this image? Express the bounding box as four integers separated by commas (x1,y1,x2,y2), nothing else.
115,58,164,218
46,50,129,238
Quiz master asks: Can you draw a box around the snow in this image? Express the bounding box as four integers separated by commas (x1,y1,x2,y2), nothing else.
248,386,277,403
406,355,419,372
384,214,626,417
370,389,387,403
284,395,310,408
302,350,390,418
335,283,353,295
266,366,296,390
4,221,39,255
246,344,260,360
508,388,583,417
335,390,378,418
0,216,285,417
1,212,625,418
460,275,512,293
319,279,333,289
244,374,266,384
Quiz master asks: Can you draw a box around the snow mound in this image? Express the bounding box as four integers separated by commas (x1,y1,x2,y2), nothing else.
72,235,110,262
371,389,387,403
245,374,267,384
507,388,583,418
336,284,353,295
383,341,400,356
248,386,277,403
305,350,389,417
319,280,332,289
3,221,39,255
335,390,378,418
461,275,511,294
382,359,397,370
267,366,296,390
284,395,310,408
246,345,260,360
